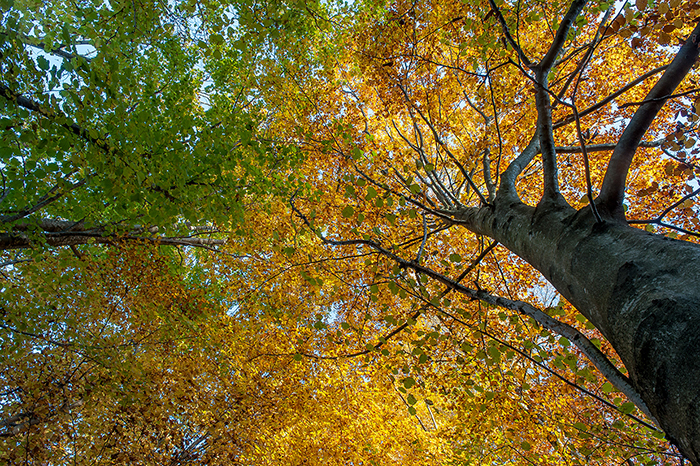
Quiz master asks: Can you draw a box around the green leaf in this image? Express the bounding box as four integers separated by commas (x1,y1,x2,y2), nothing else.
365,186,377,200
620,402,636,414
210,33,224,45
403,377,416,389
37,56,50,71
487,346,501,362
341,205,354,218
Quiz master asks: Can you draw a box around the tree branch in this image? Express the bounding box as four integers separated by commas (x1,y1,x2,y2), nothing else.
395,83,489,206
488,0,532,68
597,20,700,217
553,6,613,102
0,175,87,224
0,84,110,153
570,41,603,223
440,306,660,432
483,149,496,202
0,31,93,62
498,130,540,200
293,241,497,362
534,70,562,200
519,1,592,204
0,219,227,251
555,140,663,153
538,0,589,72
291,202,657,424
627,187,700,236
553,65,669,129
618,88,700,109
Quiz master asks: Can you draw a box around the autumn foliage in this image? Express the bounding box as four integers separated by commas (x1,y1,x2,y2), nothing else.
2,0,700,464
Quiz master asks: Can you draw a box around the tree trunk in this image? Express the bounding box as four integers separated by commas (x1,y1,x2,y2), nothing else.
454,198,700,464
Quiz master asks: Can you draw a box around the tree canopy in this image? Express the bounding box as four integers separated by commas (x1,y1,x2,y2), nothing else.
2,0,700,464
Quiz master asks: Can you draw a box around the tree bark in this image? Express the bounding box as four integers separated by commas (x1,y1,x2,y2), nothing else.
453,199,700,464
0,219,226,250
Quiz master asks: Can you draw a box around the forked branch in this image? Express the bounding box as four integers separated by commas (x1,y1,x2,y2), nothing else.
533,0,589,202
488,0,532,68
538,0,589,72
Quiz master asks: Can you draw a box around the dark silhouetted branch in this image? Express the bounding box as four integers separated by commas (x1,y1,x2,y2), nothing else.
538,0,589,72
488,0,532,68
553,65,669,129
597,20,700,217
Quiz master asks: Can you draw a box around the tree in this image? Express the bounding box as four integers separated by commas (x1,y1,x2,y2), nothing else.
3,0,700,464
256,0,700,462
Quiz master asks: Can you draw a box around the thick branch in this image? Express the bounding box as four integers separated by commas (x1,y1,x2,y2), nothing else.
482,149,496,202
538,0,589,72
488,0,532,68
534,70,561,200
498,130,539,201
506,2,589,201
597,21,700,217
0,219,226,251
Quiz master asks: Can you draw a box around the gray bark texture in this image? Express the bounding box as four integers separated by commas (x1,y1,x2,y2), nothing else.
453,198,700,464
